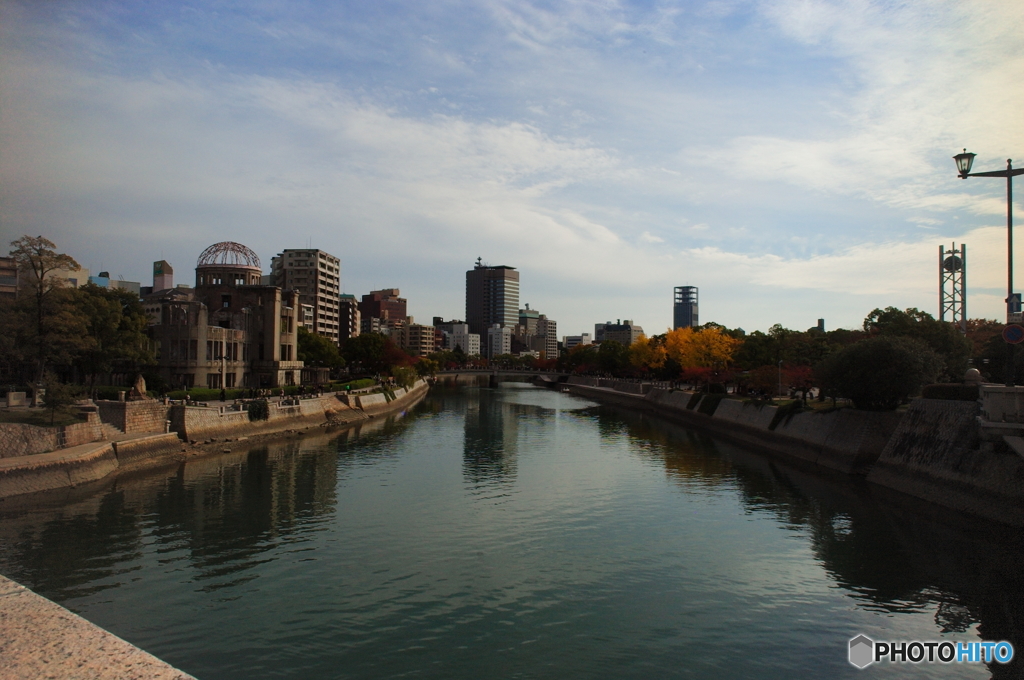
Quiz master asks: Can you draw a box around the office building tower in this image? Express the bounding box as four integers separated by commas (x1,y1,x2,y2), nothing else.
271,249,342,344
339,293,361,342
466,258,519,354
674,286,698,329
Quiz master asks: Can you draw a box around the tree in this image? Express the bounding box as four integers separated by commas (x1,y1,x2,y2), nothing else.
559,343,598,373
391,365,417,388
815,336,942,411
9,236,84,382
341,333,387,373
415,357,439,376
42,372,77,426
597,340,630,373
77,284,154,386
297,327,345,371
629,334,666,372
863,307,971,381
665,326,740,369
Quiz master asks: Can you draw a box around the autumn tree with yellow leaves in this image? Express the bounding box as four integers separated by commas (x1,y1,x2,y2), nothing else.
628,334,667,372
663,326,740,369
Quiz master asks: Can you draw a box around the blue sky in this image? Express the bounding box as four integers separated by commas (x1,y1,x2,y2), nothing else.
1,1,1022,336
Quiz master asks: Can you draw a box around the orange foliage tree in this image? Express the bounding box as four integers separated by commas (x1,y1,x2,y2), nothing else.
629,334,667,372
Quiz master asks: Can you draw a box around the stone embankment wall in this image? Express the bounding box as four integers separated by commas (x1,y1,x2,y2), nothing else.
97,401,172,434
0,417,104,458
0,381,430,500
566,377,1023,525
867,399,1024,526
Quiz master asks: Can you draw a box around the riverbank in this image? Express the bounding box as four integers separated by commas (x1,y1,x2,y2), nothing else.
565,377,1024,526
0,379,430,501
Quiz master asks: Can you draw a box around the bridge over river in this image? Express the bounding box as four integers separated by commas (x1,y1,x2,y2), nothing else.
435,369,569,386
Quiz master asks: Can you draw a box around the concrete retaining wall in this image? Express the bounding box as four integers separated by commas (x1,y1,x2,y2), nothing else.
569,382,1023,525
568,383,902,474
867,399,1024,526
0,443,118,498
112,433,184,469
0,381,431,500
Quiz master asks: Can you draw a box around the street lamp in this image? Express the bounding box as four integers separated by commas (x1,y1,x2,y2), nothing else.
955,150,1024,386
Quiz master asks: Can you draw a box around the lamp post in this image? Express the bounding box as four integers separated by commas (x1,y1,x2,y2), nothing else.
954,150,1024,386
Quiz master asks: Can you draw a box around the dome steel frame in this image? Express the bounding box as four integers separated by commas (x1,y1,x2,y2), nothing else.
196,242,262,269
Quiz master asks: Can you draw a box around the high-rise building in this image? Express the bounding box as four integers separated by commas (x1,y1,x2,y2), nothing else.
271,249,342,344
513,305,557,358
674,286,698,329
466,258,519,354
339,293,361,342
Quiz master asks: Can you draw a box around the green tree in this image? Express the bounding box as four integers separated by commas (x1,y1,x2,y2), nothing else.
77,284,154,386
863,307,970,381
297,327,345,371
9,236,86,382
342,333,387,373
391,365,417,388
597,340,630,374
42,372,77,426
815,336,942,411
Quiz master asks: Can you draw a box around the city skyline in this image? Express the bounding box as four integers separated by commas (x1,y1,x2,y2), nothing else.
1,2,1022,336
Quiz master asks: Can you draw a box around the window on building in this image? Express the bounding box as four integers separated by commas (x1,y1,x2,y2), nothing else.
189,339,198,360
206,341,213,360
225,373,236,387
222,294,231,308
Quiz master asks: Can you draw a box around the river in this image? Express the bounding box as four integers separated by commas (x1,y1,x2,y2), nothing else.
0,383,1021,678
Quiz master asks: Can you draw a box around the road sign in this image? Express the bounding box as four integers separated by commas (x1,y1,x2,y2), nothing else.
1003,325,1024,344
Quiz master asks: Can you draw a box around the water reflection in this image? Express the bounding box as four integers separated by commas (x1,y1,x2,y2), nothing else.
599,404,1024,678
0,410,421,603
462,392,519,485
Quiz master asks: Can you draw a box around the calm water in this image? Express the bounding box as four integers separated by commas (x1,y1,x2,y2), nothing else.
1,384,1022,679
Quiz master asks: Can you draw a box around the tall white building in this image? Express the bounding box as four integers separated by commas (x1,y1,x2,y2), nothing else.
272,249,342,344
487,324,512,358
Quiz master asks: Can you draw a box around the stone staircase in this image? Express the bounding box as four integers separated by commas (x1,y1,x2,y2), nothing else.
100,423,125,441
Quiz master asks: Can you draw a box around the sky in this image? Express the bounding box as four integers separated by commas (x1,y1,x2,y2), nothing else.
1,1,1022,337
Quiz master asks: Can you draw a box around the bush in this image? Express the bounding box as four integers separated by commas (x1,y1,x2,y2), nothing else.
248,400,269,421
921,383,979,401
391,366,417,389
696,394,725,416
815,336,942,411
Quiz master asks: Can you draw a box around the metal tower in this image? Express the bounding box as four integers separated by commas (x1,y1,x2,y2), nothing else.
939,243,966,334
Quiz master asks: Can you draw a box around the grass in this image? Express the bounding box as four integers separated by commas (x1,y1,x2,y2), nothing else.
0,409,85,428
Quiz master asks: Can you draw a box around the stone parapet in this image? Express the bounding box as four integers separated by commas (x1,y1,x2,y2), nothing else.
979,384,1024,423
0,574,194,679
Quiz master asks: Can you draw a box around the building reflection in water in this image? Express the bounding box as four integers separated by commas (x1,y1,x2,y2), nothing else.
0,420,411,601
600,403,1024,679
462,390,519,486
